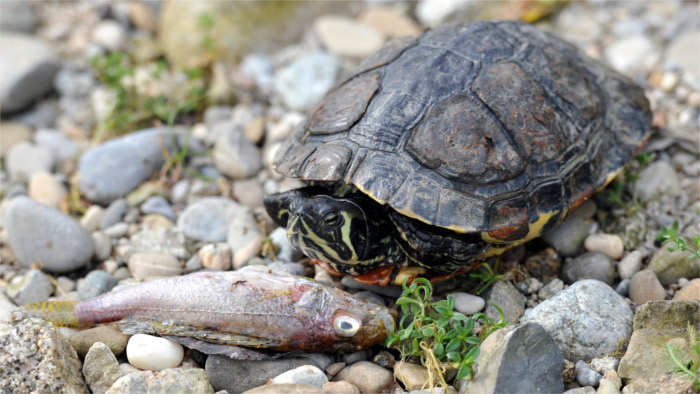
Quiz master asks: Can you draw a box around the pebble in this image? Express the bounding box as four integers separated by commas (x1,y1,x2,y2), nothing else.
673,278,700,301
0,1,37,33
521,277,543,295
107,367,212,393
322,381,360,394
227,208,264,268
100,198,128,229
232,178,265,209
130,227,189,259
0,292,18,322
267,261,305,276
576,360,602,388
140,196,176,222
521,280,633,361
0,121,32,158
91,20,127,51
70,325,129,358
589,356,619,375
81,205,106,232
615,279,630,297
647,244,700,285
83,342,123,394
358,6,422,38
538,278,565,300
103,222,129,239
342,350,368,365
314,15,385,58
33,129,79,162
448,292,485,315
353,291,386,306
617,250,643,280
78,128,178,205
212,121,263,179
6,269,54,306
0,318,88,392
562,252,616,285
604,35,657,75
333,361,395,393
27,172,67,209
633,161,681,201
92,231,112,261
415,0,473,27
543,215,588,257
77,270,116,300
484,280,527,324
239,54,275,95
177,197,245,242
6,141,54,183
0,33,60,113
394,361,435,391
269,227,298,262
666,30,700,84
584,234,624,260
628,270,667,304
274,51,339,111
340,276,403,298
460,323,564,394
5,196,94,273
127,252,182,279
198,243,232,271
126,334,184,371
270,365,329,387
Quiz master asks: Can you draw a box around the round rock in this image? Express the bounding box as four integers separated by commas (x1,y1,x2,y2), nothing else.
28,172,67,209
562,252,616,285
6,142,54,183
77,270,116,300
212,122,263,179
314,15,385,58
177,197,245,242
6,269,54,306
628,270,667,304
633,161,681,201
140,196,176,222
584,234,625,260
127,252,182,280
5,197,94,273
542,215,588,257
274,52,339,111
618,250,644,280
448,292,485,315
126,334,184,372
332,361,394,393
270,365,329,387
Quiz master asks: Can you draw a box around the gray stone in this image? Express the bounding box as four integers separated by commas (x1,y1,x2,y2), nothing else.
6,269,54,306
615,279,630,297
618,301,700,382
269,226,298,263
459,323,564,394
449,292,486,315
77,270,116,300
270,365,328,387
575,360,602,388
521,280,633,361
100,198,128,229
204,106,234,131
537,278,565,301
274,52,339,111
92,231,112,261
178,197,245,242
666,30,700,84
589,356,619,375
6,197,95,273
483,280,526,324
340,276,403,298
83,342,123,394
92,20,127,52
78,128,180,205
353,291,386,306
332,361,395,393
0,292,18,323
212,122,263,179
0,33,60,114
563,252,616,285
618,251,644,280
106,368,213,394
141,196,176,221
240,54,275,95
543,215,588,257
628,270,667,304
634,161,681,201
228,208,264,268
267,261,305,276
70,325,129,358
34,129,79,162
0,121,32,159
605,35,658,75
131,227,190,259
0,318,88,392
0,1,38,33
81,205,105,232
206,355,328,393
103,222,129,238
6,141,53,183
342,350,368,365
128,252,182,280
647,244,700,285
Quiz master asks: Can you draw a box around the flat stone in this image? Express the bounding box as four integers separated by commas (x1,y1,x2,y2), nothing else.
130,227,189,259
538,278,565,301
178,197,245,242
28,172,67,209
647,244,699,286
83,342,123,394
483,280,527,324
394,361,436,391
358,6,422,38
141,196,176,221
521,280,633,361
100,199,128,229
69,325,129,358
633,161,681,201
6,269,54,306
314,15,385,58
618,251,644,280
0,121,32,158
233,178,265,210
106,367,213,394
459,323,564,394
244,383,323,394
5,197,94,273
270,365,329,387
6,141,54,183
563,252,616,285
33,129,79,162
584,234,625,260
543,215,588,257
618,301,700,382
673,278,700,301
127,252,182,280
0,33,60,114
628,270,667,304
333,361,395,393
77,270,116,300
620,374,693,394
212,122,263,179
274,51,339,111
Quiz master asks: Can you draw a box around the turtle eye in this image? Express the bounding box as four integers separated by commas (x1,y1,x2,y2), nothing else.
322,211,342,228
333,315,361,337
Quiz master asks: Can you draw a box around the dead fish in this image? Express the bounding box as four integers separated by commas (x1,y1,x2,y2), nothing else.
19,269,395,353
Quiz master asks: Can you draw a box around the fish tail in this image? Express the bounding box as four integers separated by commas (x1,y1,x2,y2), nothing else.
21,301,83,327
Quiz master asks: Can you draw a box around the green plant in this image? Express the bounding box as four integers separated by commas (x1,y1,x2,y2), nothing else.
386,278,508,390
606,152,657,209
469,262,506,295
666,322,700,390
657,221,700,259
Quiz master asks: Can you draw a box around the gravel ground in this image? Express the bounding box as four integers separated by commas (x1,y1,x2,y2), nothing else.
0,1,698,393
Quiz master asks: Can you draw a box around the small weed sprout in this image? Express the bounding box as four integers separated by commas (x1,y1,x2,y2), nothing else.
665,322,700,390
469,262,506,295
386,278,508,390
657,221,700,259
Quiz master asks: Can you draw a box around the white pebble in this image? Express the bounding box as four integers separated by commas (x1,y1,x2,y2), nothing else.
584,234,624,259
617,250,643,279
271,365,329,387
448,292,485,315
198,243,232,271
126,334,184,371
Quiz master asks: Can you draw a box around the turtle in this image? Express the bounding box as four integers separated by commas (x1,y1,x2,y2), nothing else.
264,20,651,286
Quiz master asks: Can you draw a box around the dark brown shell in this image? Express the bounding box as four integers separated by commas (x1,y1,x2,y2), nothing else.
273,21,651,238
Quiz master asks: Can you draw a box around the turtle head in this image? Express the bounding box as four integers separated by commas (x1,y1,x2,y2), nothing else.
265,187,386,274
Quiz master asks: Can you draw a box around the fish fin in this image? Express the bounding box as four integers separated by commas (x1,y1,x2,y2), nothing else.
19,301,82,327
119,319,280,349
163,336,282,360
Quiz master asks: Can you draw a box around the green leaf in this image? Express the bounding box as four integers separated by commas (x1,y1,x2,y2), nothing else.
446,338,461,353
435,341,445,358
456,363,471,380
446,351,461,363
422,327,436,337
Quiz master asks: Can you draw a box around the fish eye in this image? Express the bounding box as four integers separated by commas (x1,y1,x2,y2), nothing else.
333,315,361,337
323,211,342,228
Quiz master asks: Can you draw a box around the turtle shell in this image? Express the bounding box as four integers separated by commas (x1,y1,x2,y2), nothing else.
273,20,651,243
